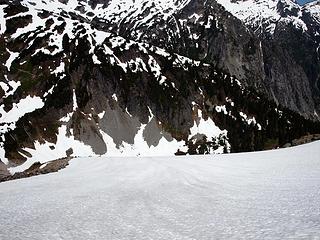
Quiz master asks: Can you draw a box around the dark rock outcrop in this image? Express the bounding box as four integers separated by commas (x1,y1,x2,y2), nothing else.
0,0,319,174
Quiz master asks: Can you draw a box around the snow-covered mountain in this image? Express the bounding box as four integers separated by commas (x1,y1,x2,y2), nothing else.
217,0,320,114
216,0,320,38
217,0,308,35
0,0,320,176
1,141,320,239
306,0,320,21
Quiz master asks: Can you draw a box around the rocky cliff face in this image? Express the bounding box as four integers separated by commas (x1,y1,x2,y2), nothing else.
0,0,319,175
217,0,320,119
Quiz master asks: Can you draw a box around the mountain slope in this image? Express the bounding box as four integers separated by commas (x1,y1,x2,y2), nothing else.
216,0,307,35
0,0,320,175
217,0,320,119
1,141,320,239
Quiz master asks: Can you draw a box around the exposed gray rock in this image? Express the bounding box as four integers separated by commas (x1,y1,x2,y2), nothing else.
0,161,10,179
69,111,107,155
0,0,319,171
100,102,141,147
143,117,174,147
0,157,71,182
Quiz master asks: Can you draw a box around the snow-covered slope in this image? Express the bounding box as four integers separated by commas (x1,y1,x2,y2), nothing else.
216,0,307,34
1,141,320,239
216,0,320,123
0,0,234,170
304,0,320,25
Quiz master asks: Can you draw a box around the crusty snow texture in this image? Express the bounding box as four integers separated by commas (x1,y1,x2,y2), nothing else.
1,141,320,239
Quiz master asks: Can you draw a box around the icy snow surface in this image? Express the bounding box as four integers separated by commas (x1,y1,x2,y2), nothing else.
1,141,320,239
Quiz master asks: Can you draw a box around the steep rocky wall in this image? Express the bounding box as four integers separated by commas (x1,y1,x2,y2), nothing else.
0,0,320,174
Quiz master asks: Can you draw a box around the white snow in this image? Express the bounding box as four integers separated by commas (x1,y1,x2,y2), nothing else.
1,141,320,239
110,36,126,49
148,55,162,79
72,89,78,111
217,0,308,34
5,50,19,71
97,107,187,157
99,123,187,157
0,5,6,34
8,104,189,172
191,110,226,136
190,109,229,153
43,85,55,98
9,125,94,174
51,61,65,76
215,105,228,115
10,4,46,39
0,77,21,98
173,54,201,70
0,96,44,126
153,46,171,58
92,0,192,32
92,54,102,64
304,1,320,22
0,96,44,164
204,15,214,29
189,13,202,23
10,90,90,172
111,93,118,101
225,97,235,106
127,57,148,73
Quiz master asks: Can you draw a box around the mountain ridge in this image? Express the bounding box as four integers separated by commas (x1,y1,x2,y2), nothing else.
0,0,320,175
217,0,320,119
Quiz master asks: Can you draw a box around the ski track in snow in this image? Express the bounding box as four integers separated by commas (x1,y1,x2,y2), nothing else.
1,141,320,239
